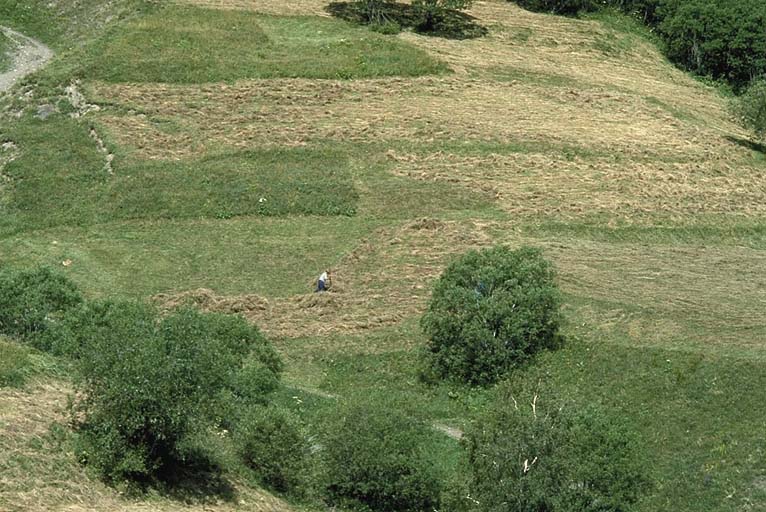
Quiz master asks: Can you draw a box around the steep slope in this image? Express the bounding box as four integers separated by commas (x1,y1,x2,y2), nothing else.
2,1,766,511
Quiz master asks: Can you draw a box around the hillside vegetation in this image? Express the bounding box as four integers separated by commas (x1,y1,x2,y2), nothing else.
2,0,766,511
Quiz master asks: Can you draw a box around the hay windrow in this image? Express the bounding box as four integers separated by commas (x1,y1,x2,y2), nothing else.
153,220,766,354
171,0,330,16
386,149,766,219
89,76,729,164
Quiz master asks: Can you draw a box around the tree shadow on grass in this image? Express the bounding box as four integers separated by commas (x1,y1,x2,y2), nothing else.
123,450,237,505
326,1,488,40
725,135,766,154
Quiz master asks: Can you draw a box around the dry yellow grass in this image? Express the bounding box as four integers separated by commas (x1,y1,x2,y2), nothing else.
89,75,733,162
88,67,760,220
85,1,759,223
386,148,766,220
171,0,330,16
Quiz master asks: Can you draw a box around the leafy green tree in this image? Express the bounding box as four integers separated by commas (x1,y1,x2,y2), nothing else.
413,0,474,31
323,402,441,511
72,304,282,483
454,394,650,512
421,246,561,386
735,78,766,139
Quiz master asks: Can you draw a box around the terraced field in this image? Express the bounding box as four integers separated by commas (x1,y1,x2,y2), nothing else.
2,1,766,511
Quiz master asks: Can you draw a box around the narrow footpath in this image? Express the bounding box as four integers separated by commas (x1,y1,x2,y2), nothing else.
0,26,53,92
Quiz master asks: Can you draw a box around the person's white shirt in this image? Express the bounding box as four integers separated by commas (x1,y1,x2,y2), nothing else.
319,271,328,282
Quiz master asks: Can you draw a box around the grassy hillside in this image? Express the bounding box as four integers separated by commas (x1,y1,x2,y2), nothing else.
0,31,12,72
2,0,766,511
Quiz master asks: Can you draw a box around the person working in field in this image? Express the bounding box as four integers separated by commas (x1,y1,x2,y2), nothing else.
316,269,331,292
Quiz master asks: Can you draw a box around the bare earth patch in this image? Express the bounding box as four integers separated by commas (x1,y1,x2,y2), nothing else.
0,26,53,93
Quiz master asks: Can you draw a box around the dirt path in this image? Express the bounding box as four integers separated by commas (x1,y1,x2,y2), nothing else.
0,26,53,92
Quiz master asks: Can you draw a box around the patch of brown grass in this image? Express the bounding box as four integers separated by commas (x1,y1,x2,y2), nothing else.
171,0,330,16
386,148,766,220
89,75,732,164
84,0,759,224
153,218,494,340
404,1,732,125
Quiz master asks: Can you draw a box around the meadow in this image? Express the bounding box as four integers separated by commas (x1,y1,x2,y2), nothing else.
0,31,12,72
1,0,766,511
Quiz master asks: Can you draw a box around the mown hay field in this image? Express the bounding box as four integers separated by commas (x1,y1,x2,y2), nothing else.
2,0,766,511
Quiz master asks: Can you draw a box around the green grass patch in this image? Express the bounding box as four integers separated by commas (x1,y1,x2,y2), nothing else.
0,0,67,46
81,6,448,83
526,220,766,249
0,0,153,50
114,148,358,220
0,338,31,387
0,217,381,299
0,338,63,387
0,117,358,233
0,31,13,72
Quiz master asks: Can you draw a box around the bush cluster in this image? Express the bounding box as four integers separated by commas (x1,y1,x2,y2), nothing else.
734,79,766,140
456,394,650,512
0,255,654,511
329,0,486,39
514,0,598,16
0,267,83,340
323,402,442,511
421,246,561,386
71,303,282,483
236,406,311,494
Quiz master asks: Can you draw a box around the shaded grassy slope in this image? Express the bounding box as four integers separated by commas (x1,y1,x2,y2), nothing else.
0,31,12,72
2,1,766,511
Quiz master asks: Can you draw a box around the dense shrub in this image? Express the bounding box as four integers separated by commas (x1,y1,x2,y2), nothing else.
72,304,282,483
329,0,486,39
236,406,310,494
421,246,561,386
734,78,766,139
0,267,83,340
412,0,473,31
454,395,649,512
514,0,598,16
655,0,766,90
323,403,441,511
34,299,137,357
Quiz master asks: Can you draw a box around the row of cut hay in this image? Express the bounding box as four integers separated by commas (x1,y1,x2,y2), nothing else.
88,75,737,163
154,218,766,355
